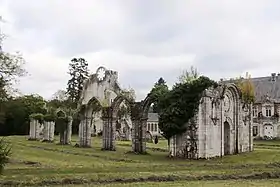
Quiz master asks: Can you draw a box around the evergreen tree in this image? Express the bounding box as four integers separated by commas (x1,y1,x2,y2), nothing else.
66,58,89,107
149,77,169,113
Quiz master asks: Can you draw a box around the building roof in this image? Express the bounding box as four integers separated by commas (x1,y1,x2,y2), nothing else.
147,113,158,122
250,74,280,103
223,73,280,103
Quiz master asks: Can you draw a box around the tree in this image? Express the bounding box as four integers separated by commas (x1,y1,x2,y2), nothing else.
0,31,26,123
66,58,89,107
0,27,26,173
236,72,255,104
149,77,169,113
158,75,217,140
178,66,199,84
0,94,46,136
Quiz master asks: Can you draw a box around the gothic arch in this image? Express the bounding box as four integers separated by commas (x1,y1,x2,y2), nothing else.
56,109,66,118
142,93,155,119
223,83,242,154
111,95,133,118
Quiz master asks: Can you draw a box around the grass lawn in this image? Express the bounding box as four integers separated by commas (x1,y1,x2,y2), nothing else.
1,136,280,186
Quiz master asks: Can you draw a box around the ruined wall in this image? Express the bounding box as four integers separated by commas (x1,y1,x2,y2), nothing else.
169,83,253,159
42,121,55,142
29,119,43,140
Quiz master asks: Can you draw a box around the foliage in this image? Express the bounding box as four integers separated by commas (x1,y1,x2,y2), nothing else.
117,105,129,119
178,66,199,84
235,72,255,104
120,87,136,102
0,94,47,135
158,76,217,139
43,113,56,122
29,113,44,124
55,116,70,133
0,138,11,174
67,58,89,107
0,32,27,130
149,78,169,113
0,33,27,101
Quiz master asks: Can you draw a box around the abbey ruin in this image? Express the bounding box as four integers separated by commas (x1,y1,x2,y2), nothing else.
28,66,253,159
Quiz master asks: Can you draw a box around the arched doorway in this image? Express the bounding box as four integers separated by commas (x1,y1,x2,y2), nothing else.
224,121,230,155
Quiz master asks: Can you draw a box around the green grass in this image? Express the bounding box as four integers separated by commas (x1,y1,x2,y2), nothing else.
1,136,280,186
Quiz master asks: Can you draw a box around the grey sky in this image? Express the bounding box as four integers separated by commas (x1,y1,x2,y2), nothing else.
1,0,280,100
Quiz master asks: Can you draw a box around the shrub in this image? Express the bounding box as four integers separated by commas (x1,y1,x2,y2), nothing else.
0,138,11,174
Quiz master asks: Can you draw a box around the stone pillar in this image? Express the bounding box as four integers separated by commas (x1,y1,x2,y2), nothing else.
42,121,55,142
102,107,115,151
131,102,146,154
49,122,55,141
85,117,91,146
249,104,254,151
169,135,177,157
59,117,72,145
29,119,41,140
66,117,73,144
79,117,92,147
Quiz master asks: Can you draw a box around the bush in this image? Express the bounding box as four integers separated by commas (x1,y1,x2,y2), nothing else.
0,138,11,174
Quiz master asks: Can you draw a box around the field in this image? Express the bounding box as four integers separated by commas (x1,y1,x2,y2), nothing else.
1,136,280,186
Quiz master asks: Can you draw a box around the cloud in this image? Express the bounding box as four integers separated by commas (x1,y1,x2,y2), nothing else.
1,0,280,100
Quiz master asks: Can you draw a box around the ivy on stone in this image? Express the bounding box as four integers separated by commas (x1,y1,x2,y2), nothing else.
29,113,44,124
55,116,69,134
43,113,56,122
158,76,218,140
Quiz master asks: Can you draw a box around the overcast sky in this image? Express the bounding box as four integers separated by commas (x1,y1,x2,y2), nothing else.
1,0,280,100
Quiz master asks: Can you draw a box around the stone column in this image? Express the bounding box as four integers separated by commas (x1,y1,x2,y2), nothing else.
29,119,42,140
78,119,85,146
49,122,55,141
102,107,115,151
79,117,91,147
65,117,72,144
131,102,146,154
85,117,91,147
35,120,42,140
169,135,176,157
111,116,117,150
29,119,36,140
42,121,55,142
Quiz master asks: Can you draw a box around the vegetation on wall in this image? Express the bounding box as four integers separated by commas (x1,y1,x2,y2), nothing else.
158,76,217,140
29,113,44,124
55,116,69,134
235,72,255,104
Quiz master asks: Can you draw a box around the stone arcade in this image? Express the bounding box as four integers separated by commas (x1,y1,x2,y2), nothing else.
169,83,253,159
76,66,254,158
78,66,134,149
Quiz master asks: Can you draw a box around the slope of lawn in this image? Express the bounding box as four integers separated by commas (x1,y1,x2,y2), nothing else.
1,136,280,186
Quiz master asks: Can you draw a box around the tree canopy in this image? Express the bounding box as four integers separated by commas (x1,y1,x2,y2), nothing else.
149,77,169,113
158,76,217,139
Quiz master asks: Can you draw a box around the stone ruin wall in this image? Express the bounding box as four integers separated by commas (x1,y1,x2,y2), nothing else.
169,83,253,159
42,121,55,142
78,67,132,147
29,119,44,140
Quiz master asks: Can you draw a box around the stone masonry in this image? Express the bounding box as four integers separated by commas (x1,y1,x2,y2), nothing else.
29,119,43,140
169,83,253,159
42,121,55,142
